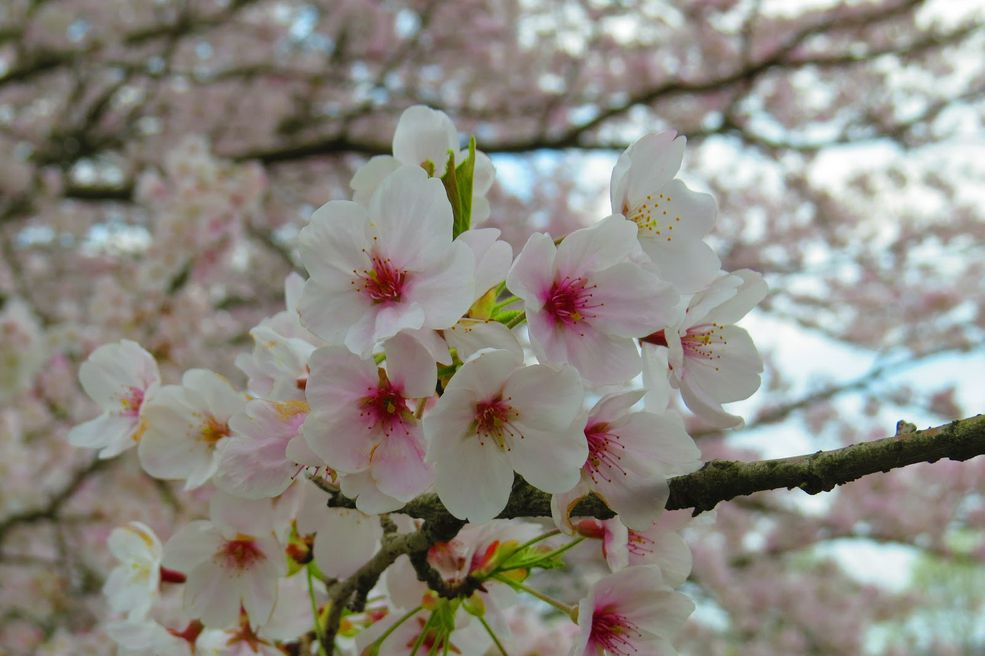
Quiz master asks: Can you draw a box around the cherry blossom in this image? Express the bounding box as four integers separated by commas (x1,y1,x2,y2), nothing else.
138,369,246,489
424,348,586,523
507,216,679,386
67,340,160,459
162,492,285,629
644,269,768,428
571,566,694,656
298,165,475,357
552,390,700,531
610,131,720,293
102,522,164,621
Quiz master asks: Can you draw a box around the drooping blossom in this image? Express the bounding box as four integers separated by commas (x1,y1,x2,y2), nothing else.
574,511,694,586
102,522,164,621
162,492,285,629
138,369,246,489
424,348,586,523
552,391,700,531
213,398,310,499
643,269,768,428
610,131,720,293
302,333,435,509
570,566,694,656
350,104,496,222
507,216,679,386
67,339,161,459
298,165,475,357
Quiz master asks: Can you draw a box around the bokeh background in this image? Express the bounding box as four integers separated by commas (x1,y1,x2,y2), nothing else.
1,0,984,653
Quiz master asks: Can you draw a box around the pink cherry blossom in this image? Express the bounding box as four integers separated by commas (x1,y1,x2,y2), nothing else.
610,131,720,293
298,165,475,357
424,349,586,523
552,391,700,531
302,334,435,508
507,216,679,386
571,566,694,656
67,339,160,459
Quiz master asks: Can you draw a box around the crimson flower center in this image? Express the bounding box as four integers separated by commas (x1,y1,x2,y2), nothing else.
584,422,628,483
543,276,599,327
357,255,407,304
360,370,410,436
218,535,265,570
590,606,645,655
119,386,145,417
474,397,521,450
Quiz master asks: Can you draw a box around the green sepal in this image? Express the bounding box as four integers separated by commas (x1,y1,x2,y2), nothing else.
441,136,477,238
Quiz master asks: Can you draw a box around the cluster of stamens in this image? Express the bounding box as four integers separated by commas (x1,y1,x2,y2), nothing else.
681,322,726,370
543,275,601,332
118,386,145,417
352,254,408,304
359,369,410,437
584,422,629,484
590,605,646,655
217,535,264,571
623,192,680,243
473,396,521,451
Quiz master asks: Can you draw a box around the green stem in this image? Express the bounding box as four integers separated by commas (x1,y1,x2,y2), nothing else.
368,605,423,654
493,574,577,620
492,529,561,573
505,311,526,329
490,295,522,313
477,614,509,656
306,564,328,656
409,610,437,656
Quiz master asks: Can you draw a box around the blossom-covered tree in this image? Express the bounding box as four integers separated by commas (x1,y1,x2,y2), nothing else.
1,1,984,654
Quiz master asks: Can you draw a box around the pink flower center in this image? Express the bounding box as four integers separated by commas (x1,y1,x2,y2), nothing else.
543,276,599,328
474,396,521,450
119,386,145,417
627,529,655,558
584,422,628,483
355,255,408,304
680,323,724,361
360,369,411,435
218,535,265,570
590,606,645,655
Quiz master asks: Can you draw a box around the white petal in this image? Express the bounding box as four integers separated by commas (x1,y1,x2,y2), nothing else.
588,262,680,337
298,200,372,281
339,471,405,514
443,320,523,362
506,232,556,309
509,424,586,494
409,239,475,329
505,364,583,433
185,561,241,628
434,432,514,523
162,520,222,572
67,413,139,459
554,215,642,277
392,105,458,173
371,165,454,271
210,491,275,538
350,155,401,206
312,508,383,579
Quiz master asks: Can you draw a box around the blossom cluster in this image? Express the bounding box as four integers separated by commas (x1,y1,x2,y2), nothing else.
68,106,766,655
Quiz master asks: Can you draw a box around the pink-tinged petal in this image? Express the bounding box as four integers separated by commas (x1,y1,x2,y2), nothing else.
306,346,378,410
67,413,139,459
506,232,557,309
285,433,324,467
180,369,244,420
371,166,454,271
610,131,683,215
510,424,586,494
240,554,280,627
704,269,768,325
312,508,383,579
138,396,217,486
302,408,379,473
550,481,592,533
384,332,437,400
213,436,295,500
409,239,475,329
554,215,642,278
680,382,744,429
588,391,646,425
371,424,433,501
459,227,513,295
162,520,222,572
505,364,583,432
350,155,401,206
392,105,458,173
442,348,521,399
298,200,372,281
681,325,762,402
185,561,241,628
443,320,523,361
298,277,372,345
422,388,476,464
631,529,692,587
210,492,276,538
356,302,427,356
78,340,159,410
434,431,514,523
642,236,721,294
564,326,643,387
399,327,452,365
570,597,598,656
587,262,679,337
385,555,428,610
339,471,405,514
616,412,701,476
596,474,669,533
602,519,631,572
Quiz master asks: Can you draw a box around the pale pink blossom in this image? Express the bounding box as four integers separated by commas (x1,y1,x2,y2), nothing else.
162,492,285,629
552,391,700,531
571,566,693,656
298,165,475,357
644,269,767,428
576,511,693,587
610,131,720,293
138,369,246,489
507,216,679,386
213,399,310,499
67,339,160,459
302,333,434,509
424,349,586,523
296,479,383,579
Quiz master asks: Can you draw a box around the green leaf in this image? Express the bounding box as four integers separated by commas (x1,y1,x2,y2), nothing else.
440,149,464,237
453,136,476,237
